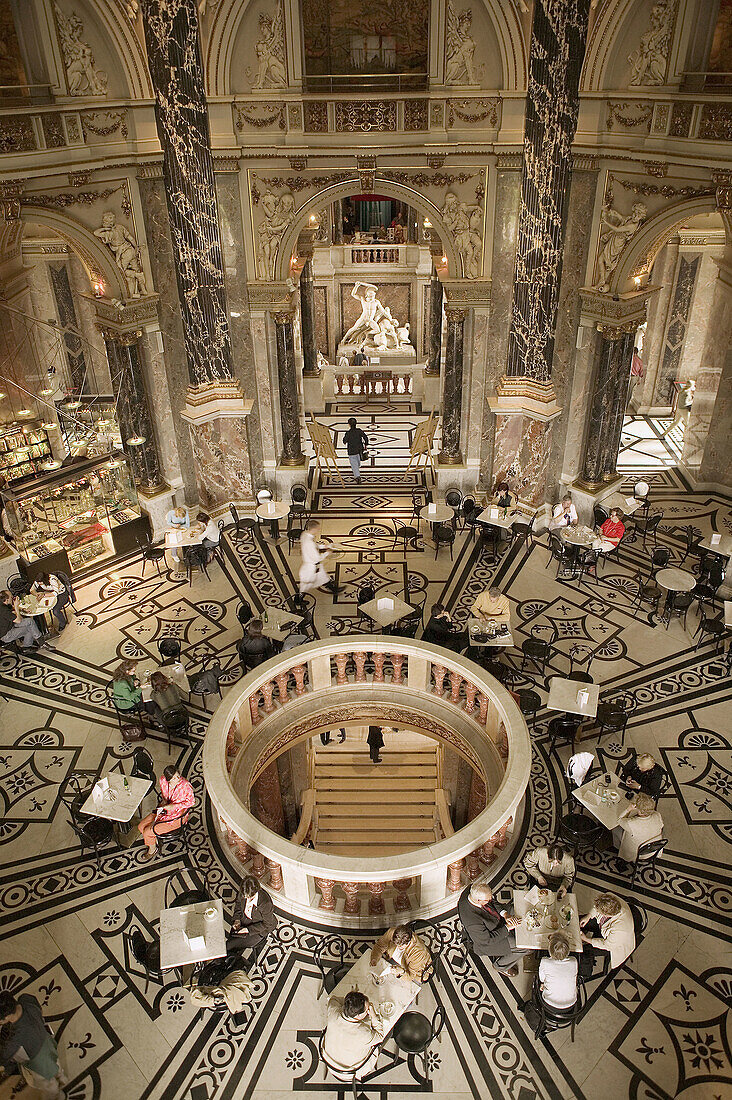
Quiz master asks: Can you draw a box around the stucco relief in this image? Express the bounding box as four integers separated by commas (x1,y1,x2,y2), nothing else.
246,2,287,89
257,189,296,279
594,201,647,291
441,190,484,279
445,5,481,85
628,0,676,87
93,211,148,299
54,4,108,96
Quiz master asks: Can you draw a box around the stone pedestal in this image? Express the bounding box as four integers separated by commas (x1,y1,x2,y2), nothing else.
181,385,254,509
489,379,561,505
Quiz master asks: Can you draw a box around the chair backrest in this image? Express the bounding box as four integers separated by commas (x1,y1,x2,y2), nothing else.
593,504,609,527
549,533,564,558
8,575,31,597
430,1005,446,1041
646,512,662,532
291,483,308,504
130,747,156,784
651,547,670,570
531,622,555,643
445,488,462,509
512,522,531,539
256,487,272,504
637,836,668,863
396,615,421,639
217,519,225,534
237,601,254,626
61,773,92,813
313,934,347,981
126,924,150,968
628,899,648,937
230,503,241,525
158,636,181,661
462,496,477,517
436,523,454,543
358,585,375,606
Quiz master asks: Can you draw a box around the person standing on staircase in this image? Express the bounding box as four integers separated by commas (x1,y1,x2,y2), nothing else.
367,725,383,763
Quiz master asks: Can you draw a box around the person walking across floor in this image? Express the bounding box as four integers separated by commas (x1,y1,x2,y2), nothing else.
367,725,383,763
137,765,195,861
298,520,337,597
342,417,369,484
0,991,66,1097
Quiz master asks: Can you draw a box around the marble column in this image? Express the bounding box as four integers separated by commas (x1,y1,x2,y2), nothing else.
425,268,443,376
101,330,166,494
48,263,89,394
274,310,305,466
438,308,466,464
576,328,636,489
299,259,319,378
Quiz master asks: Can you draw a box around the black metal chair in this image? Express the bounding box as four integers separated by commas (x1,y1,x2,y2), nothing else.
694,613,727,653
649,547,671,576
313,934,350,999
629,836,668,887
631,569,661,618
530,973,586,1041
66,793,116,872
106,681,147,740
286,507,307,550
186,545,210,585
434,522,455,560
188,655,223,708
520,624,554,678
125,924,164,994
130,746,156,786
679,524,704,567
160,703,191,752
462,496,480,538
357,585,376,632
139,532,165,576
549,534,578,579
516,687,541,730
157,637,182,662
592,504,609,528
237,601,254,630
567,643,594,683
665,591,693,631
290,483,308,507
548,715,579,757
164,870,210,910
410,487,431,530
558,811,604,854
391,1007,445,1081
511,518,535,557
230,504,256,543
630,510,662,550
152,810,192,857
595,691,636,746
445,487,463,528
391,517,421,557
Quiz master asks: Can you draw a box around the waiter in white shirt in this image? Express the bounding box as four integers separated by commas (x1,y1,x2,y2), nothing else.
298,520,336,596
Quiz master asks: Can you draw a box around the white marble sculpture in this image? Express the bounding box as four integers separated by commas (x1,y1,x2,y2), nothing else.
257,191,295,279
628,0,675,86
595,202,647,292
445,4,478,85
94,212,147,298
250,3,287,89
54,4,108,96
441,192,483,279
341,283,412,353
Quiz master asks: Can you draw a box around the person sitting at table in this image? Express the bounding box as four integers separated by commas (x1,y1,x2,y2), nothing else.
299,520,337,597
237,619,274,672
165,505,190,530
422,603,465,651
226,875,277,956
471,585,510,626
148,670,187,725
457,882,530,976
619,751,665,801
32,571,71,633
369,924,432,984
111,661,144,714
323,990,386,1078
0,590,43,650
137,765,195,861
579,891,635,970
485,480,517,511
549,495,578,532
197,511,220,559
539,932,578,1010
612,793,664,863
522,843,575,897
593,507,625,552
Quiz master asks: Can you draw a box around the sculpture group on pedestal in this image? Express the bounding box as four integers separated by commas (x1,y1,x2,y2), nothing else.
340,283,414,354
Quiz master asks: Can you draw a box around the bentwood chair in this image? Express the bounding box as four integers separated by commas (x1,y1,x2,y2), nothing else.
434,523,455,560
229,504,256,543
313,935,350,1000
139,532,165,576
318,1031,375,1098
530,974,587,1041
125,924,164,994
392,1007,445,1081
629,836,668,887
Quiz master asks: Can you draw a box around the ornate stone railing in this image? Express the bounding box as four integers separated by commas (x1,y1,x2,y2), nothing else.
334,370,414,397
349,245,403,264
205,637,530,927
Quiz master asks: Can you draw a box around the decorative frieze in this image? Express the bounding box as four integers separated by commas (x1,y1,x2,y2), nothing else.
447,98,500,128
80,110,129,140
334,101,397,133
303,101,328,133
699,104,732,141
403,99,428,132
669,102,693,138
234,102,286,131
606,100,653,131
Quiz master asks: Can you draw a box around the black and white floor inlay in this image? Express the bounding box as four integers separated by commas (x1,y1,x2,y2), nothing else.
0,406,730,1099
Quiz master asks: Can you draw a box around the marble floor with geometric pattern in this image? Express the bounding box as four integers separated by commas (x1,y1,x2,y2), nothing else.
0,402,730,1100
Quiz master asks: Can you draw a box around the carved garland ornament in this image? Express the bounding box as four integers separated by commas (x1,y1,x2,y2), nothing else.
234,103,286,131
606,101,654,131
80,110,129,139
20,186,125,209
447,98,500,127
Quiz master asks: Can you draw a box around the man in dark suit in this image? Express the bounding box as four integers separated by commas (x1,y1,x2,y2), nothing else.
237,619,275,672
458,882,530,976
367,725,384,763
226,876,277,955
422,603,466,651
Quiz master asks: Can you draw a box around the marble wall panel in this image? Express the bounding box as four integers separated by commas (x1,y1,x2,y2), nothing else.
683,261,732,477
250,760,286,837
67,254,112,393
313,286,329,357
188,414,253,509
654,254,701,407
699,352,732,486
216,171,264,485
638,239,677,410
250,312,277,466
493,413,553,507
48,262,88,394
675,247,726,387
137,174,197,501
466,310,488,467
139,326,182,489
422,284,431,358
480,169,521,486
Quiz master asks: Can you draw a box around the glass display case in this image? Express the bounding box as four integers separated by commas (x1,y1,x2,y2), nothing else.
0,421,52,481
4,452,150,577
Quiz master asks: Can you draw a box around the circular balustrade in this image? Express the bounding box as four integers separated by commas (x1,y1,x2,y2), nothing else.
203,636,531,927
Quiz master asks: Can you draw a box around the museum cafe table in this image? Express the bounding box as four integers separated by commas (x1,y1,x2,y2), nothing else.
513,886,583,953
699,532,732,562
467,618,514,648
328,945,422,1037
547,677,600,719
159,899,227,972
18,590,57,628
255,500,290,541
359,594,415,629
475,505,533,532
572,771,635,831
81,773,151,823
260,605,304,642
560,525,595,548
420,502,454,543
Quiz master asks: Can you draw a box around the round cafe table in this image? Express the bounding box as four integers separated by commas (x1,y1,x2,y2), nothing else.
655,566,696,626
255,500,290,540
420,503,454,543
560,525,595,548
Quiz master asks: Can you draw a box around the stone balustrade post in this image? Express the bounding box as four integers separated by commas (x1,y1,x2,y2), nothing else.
432,664,447,696
275,671,289,704
447,859,465,892
342,881,361,915
261,681,275,713
334,653,348,685
266,859,284,891
464,682,477,713
372,652,385,682
249,691,261,725
393,879,413,911
353,652,367,682
368,882,386,915
449,670,463,704
291,665,306,695
316,878,337,910
251,851,266,878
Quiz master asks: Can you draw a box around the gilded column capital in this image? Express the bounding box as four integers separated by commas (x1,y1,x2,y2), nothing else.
273,309,296,326
445,307,467,324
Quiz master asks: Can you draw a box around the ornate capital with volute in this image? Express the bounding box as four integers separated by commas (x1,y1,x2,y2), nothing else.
578,285,657,338
273,309,296,326
445,307,467,324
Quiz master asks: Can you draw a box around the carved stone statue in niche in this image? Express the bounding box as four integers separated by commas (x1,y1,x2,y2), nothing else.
441,191,483,279
54,4,108,96
594,202,647,291
257,190,295,279
628,0,676,87
445,4,478,85
94,211,147,298
340,283,414,357
248,4,287,89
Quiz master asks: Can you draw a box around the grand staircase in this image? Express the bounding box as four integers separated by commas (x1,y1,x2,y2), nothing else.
312,734,440,856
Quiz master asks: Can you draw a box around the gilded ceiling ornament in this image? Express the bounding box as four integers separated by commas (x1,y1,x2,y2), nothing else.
93,211,148,299
54,4,108,96
594,202,647,292
445,4,480,85
628,0,676,87
246,2,287,90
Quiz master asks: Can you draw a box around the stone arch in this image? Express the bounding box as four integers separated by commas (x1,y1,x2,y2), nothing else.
273,178,463,282
477,0,528,91
609,194,726,294
77,0,153,98
583,0,636,91
17,207,126,300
